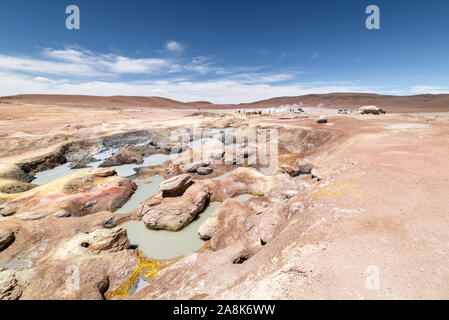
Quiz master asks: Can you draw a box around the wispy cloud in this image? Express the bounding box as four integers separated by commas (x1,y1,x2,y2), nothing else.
0,44,381,103
0,70,372,104
0,46,262,79
229,72,295,84
410,86,449,94
165,41,184,53
0,48,176,77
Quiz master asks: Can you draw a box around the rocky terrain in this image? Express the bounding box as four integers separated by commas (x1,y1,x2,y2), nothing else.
1,95,449,300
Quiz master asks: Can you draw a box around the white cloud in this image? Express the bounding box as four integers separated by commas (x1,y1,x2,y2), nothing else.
0,48,179,77
33,76,55,83
0,54,101,77
231,72,294,84
0,71,370,104
43,48,88,63
166,41,184,53
103,56,171,74
410,86,449,94
0,45,384,104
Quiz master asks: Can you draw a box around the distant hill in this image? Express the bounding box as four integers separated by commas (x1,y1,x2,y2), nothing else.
0,94,213,109
240,93,449,113
2,93,449,113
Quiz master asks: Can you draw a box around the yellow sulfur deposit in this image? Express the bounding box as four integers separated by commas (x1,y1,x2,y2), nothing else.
107,250,176,299
313,183,365,198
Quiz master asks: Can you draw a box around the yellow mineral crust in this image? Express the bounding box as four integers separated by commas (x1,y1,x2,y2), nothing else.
107,250,176,299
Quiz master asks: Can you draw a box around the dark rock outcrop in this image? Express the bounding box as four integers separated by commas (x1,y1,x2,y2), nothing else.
0,229,15,251
99,145,144,167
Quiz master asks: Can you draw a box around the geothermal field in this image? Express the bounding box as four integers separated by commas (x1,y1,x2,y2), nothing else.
0,93,448,300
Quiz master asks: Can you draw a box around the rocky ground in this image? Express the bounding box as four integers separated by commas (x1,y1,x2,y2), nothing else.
1,99,449,300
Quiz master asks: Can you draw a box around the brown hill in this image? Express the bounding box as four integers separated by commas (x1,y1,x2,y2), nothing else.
0,94,208,109
242,93,449,113
2,93,449,113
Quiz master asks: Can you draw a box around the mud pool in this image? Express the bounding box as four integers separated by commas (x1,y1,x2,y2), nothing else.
31,153,172,185
24,134,241,261
116,175,164,214
130,277,151,295
124,202,221,259
235,194,253,201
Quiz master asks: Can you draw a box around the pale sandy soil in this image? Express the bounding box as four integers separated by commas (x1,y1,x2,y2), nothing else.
0,102,195,166
242,115,449,299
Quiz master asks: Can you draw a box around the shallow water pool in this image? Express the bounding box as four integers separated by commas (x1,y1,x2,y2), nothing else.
31,153,172,185
116,175,164,214
210,171,233,181
235,194,253,201
124,202,221,259
31,163,81,185
129,277,151,295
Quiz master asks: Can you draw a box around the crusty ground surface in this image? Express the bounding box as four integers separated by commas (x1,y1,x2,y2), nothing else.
1,99,449,299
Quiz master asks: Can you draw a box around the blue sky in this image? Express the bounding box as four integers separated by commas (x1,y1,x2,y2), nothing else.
0,0,448,103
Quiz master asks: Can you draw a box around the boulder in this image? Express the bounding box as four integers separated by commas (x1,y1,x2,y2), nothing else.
197,167,213,175
297,161,313,174
99,145,144,167
280,164,299,177
141,183,210,231
83,227,130,253
283,190,298,199
70,155,95,169
202,139,225,160
94,168,117,177
0,168,136,219
358,105,381,115
159,174,193,197
0,270,22,300
316,116,328,124
198,214,218,240
53,210,71,218
185,161,210,173
149,133,171,151
280,160,313,176
311,168,323,181
0,229,15,251
170,143,188,154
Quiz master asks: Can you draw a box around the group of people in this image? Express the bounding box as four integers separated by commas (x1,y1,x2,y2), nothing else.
237,110,264,116
236,107,304,115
